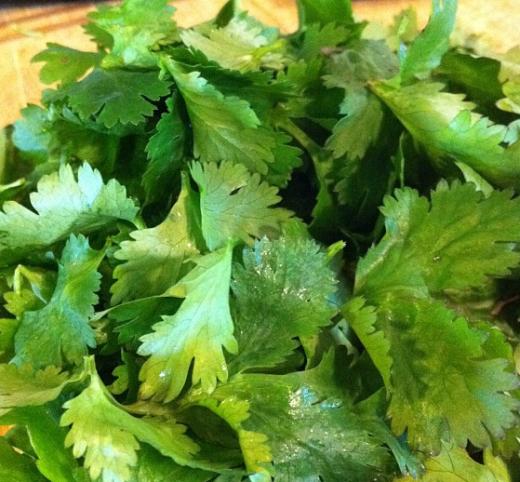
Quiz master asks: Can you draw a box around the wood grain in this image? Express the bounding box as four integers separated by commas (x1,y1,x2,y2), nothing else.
0,0,518,126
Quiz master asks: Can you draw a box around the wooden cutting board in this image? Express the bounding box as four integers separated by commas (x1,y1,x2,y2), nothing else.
0,0,518,126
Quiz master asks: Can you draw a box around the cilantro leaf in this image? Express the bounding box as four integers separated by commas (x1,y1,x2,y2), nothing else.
342,297,392,388
356,182,520,300
300,23,350,61
138,243,237,401
59,69,171,127
163,58,278,176
0,364,70,411
352,183,520,451
324,40,398,161
32,43,101,85
4,265,55,318
400,0,457,83
297,0,354,28
13,235,104,368
129,445,213,482
190,161,291,251
61,357,200,482
381,298,518,452
204,353,401,481
0,406,90,482
181,16,287,73
0,163,137,266
87,0,177,67
230,236,337,373
112,173,199,304
372,80,520,188
399,443,510,482
143,95,187,203
0,438,46,482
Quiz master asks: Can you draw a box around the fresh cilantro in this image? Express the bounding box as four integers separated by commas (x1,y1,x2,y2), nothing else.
399,0,457,83
190,161,291,250
57,69,171,127
181,16,287,73
0,163,137,266
3,0,520,479
13,235,104,368
61,357,201,482
86,0,178,67
138,244,237,401
230,236,337,373
112,173,198,304
32,43,102,85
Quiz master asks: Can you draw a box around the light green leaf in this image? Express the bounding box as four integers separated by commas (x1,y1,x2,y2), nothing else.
400,0,457,83
32,43,101,85
342,297,391,388
112,173,199,304
87,0,177,67
0,364,71,410
356,182,520,300
399,443,510,481
372,80,520,188
0,163,137,267
190,161,291,251
381,298,519,452
62,357,200,482
181,16,286,72
139,244,237,401
13,235,104,368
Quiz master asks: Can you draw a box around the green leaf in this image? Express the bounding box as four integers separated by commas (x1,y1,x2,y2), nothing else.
4,265,56,318
32,43,101,85
300,23,350,61
381,298,519,452
342,297,391,388
181,16,287,73
399,443,511,481
230,236,337,373
497,47,520,114
129,445,213,482
163,58,278,176
138,243,237,401
0,163,137,266
0,364,70,410
87,0,177,67
202,354,400,481
112,173,199,304
61,357,200,482
438,51,503,108
356,182,520,300
143,95,187,203
400,0,457,83
12,105,51,163
0,438,46,482
297,0,354,28
59,68,171,127
0,406,89,482
190,161,291,251
13,235,104,368
372,80,520,188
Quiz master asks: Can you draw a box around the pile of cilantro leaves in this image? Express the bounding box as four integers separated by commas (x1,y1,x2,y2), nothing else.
1,0,520,480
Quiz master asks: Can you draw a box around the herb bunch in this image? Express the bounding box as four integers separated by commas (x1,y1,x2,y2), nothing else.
1,0,520,480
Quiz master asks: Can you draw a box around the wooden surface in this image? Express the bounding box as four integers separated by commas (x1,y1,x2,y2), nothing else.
0,0,518,127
